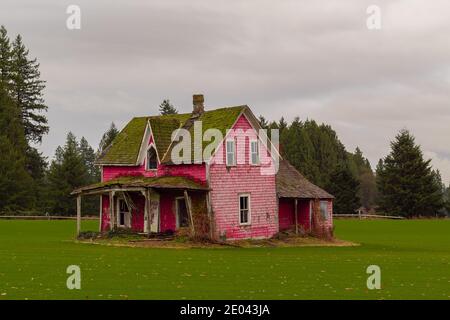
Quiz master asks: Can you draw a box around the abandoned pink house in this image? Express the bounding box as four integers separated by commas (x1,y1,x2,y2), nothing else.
72,95,333,240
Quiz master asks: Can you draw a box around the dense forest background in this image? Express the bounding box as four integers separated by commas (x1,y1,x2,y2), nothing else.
0,26,449,218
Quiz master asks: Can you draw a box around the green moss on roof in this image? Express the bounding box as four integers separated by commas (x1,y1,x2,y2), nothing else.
149,113,191,160
97,117,148,165
97,105,247,165
162,106,246,163
72,175,209,194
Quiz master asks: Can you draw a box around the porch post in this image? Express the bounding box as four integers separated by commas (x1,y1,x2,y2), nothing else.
206,191,213,240
76,195,81,236
146,188,152,235
294,198,298,234
184,190,195,237
109,191,115,230
99,195,103,232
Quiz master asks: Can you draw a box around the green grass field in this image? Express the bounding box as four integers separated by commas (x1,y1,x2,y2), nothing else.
0,219,449,299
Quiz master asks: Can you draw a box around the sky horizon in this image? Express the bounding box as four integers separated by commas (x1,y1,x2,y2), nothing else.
2,0,450,182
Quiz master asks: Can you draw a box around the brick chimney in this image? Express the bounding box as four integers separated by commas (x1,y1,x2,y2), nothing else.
192,94,205,117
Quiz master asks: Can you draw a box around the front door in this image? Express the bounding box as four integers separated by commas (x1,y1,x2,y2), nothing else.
176,197,189,228
144,192,160,233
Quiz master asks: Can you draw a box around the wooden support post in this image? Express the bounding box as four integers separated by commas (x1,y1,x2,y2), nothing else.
206,191,213,240
146,189,152,235
294,198,298,235
184,190,195,237
109,191,115,230
99,195,103,232
76,195,81,236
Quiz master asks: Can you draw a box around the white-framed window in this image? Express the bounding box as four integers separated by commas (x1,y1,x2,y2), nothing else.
320,201,328,220
146,145,157,170
239,194,251,225
226,139,236,166
250,140,259,165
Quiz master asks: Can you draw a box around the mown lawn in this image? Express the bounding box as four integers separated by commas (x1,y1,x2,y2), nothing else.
0,219,449,299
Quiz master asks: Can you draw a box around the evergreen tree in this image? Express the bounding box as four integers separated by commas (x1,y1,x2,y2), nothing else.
443,184,450,216
258,115,268,129
11,34,48,143
47,132,88,215
376,129,443,217
98,122,119,155
158,99,178,115
0,26,12,88
79,137,100,214
348,147,377,209
281,117,318,182
0,83,34,212
326,163,360,214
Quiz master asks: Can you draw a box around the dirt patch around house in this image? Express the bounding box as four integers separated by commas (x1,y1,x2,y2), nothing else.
75,232,358,249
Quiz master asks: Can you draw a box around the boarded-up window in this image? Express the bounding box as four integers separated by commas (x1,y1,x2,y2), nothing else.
320,201,328,220
250,140,259,165
226,140,236,166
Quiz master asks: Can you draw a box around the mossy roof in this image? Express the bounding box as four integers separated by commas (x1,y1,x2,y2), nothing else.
161,105,246,164
71,175,209,195
96,106,246,165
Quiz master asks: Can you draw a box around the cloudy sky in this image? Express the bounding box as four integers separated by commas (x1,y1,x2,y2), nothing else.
1,0,450,182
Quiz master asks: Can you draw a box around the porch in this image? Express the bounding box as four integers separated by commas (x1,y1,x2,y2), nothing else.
71,176,211,237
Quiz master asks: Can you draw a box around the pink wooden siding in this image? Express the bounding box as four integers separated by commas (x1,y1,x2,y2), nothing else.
100,193,144,232
278,198,295,230
102,163,206,183
298,200,311,230
102,129,207,183
159,191,177,232
209,114,278,240
278,198,311,231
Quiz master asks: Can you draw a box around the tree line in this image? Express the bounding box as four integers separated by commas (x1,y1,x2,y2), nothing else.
259,116,450,217
0,25,119,215
0,25,448,217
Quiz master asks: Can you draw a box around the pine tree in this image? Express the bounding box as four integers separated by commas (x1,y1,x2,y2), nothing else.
158,99,178,115
0,26,12,88
0,83,34,212
326,163,360,214
348,147,377,209
11,34,48,143
258,115,268,129
281,118,318,182
376,129,443,217
47,132,88,215
98,122,119,155
443,184,450,216
79,137,100,214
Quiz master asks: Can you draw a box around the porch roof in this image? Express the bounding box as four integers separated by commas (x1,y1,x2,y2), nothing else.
71,175,209,196
276,160,334,199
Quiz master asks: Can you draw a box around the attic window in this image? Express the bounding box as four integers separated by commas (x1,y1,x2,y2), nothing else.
146,146,157,170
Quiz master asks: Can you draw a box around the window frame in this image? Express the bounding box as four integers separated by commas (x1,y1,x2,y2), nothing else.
146,144,158,171
226,139,236,166
175,197,189,229
238,194,251,226
320,200,329,220
117,198,131,228
250,139,260,165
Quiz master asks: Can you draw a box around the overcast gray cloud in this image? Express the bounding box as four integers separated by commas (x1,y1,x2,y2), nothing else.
1,0,450,181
